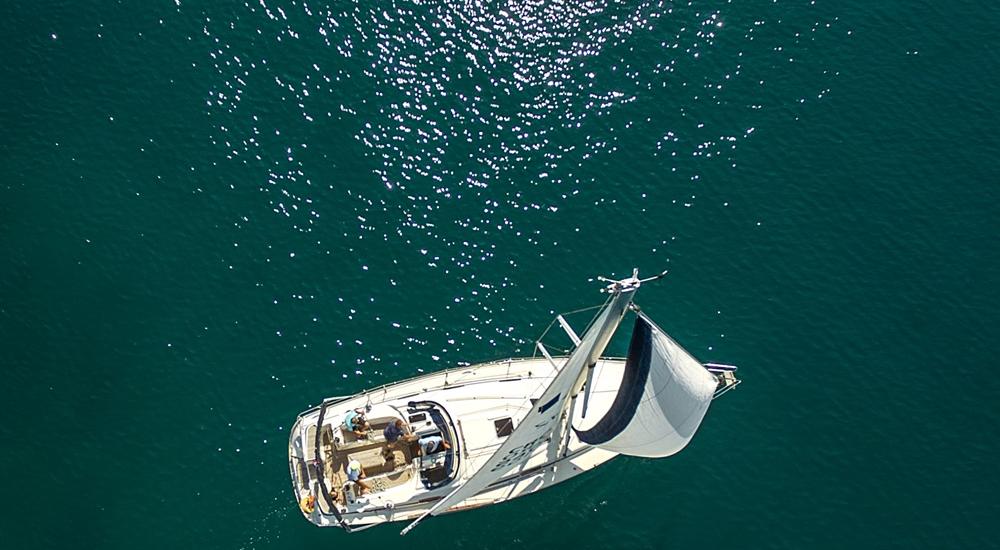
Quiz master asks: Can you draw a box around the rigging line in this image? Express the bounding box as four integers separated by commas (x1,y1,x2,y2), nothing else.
561,393,577,457
533,303,605,351
523,295,613,410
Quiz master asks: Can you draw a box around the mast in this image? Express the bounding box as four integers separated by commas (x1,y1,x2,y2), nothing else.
399,270,644,535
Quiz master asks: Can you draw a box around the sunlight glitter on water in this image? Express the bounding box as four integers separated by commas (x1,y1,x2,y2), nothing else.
198,0,846,375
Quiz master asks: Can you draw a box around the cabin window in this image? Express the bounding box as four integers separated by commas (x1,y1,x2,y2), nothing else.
494,417,514,438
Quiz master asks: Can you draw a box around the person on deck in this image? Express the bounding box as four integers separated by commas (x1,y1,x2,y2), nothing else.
346,459,370,495
418,435,451,455
383,419,417,447
344,408,370,438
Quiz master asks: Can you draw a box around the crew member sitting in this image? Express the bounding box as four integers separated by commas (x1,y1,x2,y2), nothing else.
418,434,451,455
346,459,370,495
383,419,417,447
344,408,371,438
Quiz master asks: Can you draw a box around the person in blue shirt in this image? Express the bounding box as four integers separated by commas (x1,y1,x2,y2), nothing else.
344,408,370,438
383,419,413,444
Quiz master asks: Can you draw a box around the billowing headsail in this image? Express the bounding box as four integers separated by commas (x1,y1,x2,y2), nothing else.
400,277,639,535
575,312,717,458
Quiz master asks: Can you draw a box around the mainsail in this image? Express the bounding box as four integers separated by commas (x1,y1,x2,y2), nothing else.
399,275,640,535
575,312,717,457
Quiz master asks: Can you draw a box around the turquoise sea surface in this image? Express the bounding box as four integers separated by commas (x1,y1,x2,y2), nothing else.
2,0,998,548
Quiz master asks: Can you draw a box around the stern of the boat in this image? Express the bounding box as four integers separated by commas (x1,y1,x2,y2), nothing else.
288,407,348,528
288,414,317,520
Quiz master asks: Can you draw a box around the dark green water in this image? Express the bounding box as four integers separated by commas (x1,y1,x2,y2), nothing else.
3,0,998,547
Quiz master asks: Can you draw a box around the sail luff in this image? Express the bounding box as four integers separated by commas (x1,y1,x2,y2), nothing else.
400,281,638,535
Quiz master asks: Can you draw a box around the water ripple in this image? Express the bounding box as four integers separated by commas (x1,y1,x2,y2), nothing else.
198,0,847,369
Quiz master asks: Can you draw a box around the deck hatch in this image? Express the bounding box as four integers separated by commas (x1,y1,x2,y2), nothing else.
493,417,514,437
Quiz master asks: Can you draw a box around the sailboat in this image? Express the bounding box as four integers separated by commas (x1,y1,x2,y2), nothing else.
287,269,740,534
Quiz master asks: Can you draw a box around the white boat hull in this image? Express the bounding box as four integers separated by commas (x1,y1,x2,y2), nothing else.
288,356,628,531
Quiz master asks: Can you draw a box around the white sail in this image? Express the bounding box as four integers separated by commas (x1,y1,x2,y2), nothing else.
400,278,638,535
575,312,717,458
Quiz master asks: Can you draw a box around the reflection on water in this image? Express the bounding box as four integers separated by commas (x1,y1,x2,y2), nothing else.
194,0,845,395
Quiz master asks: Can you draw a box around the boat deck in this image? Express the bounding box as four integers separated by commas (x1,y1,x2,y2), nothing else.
306,415,421,507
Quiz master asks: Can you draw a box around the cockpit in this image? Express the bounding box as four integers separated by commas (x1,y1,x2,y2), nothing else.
289,397,460,520
404,400,457,489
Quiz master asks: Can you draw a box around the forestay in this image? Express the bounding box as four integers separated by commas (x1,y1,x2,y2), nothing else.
575,312,717,458
400,282,638,535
